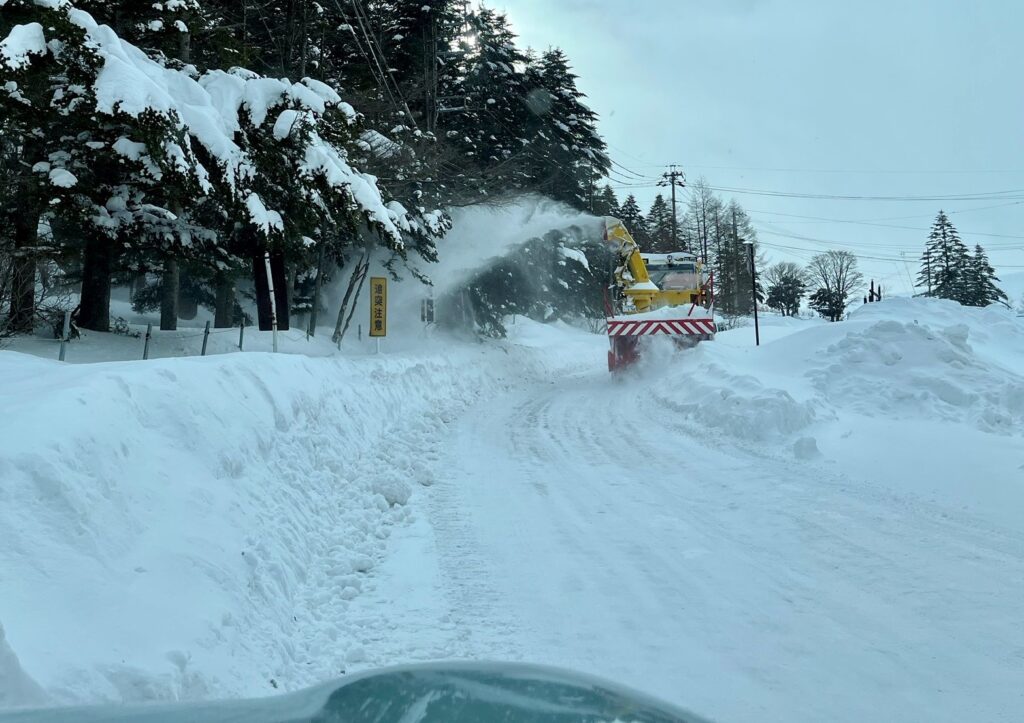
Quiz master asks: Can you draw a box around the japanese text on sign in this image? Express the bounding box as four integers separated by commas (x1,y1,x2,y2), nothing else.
369,277,387,337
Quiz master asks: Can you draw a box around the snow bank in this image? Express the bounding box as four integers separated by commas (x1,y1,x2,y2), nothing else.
0,346,517,706
646,297,1024,443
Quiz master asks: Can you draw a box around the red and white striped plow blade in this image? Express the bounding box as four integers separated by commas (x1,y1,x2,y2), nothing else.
606,318,717,336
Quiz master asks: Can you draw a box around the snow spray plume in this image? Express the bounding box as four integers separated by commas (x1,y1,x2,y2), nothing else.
428,195,605,295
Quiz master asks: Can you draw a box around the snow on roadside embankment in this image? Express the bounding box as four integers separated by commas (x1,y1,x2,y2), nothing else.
645,297,1024,525
0,335,582,708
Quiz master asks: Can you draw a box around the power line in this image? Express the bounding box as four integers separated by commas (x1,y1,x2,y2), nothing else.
746,209,1024,243
608,159,654,181
704,184,1024,203
668,163,1024,175
757,227,1024,267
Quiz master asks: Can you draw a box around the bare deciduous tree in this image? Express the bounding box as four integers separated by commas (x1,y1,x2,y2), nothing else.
805,250,863,322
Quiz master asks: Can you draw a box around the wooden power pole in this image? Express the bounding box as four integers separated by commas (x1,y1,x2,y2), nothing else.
659,165,686,250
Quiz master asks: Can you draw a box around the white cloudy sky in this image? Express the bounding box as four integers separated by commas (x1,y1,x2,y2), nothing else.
495,0,1024,296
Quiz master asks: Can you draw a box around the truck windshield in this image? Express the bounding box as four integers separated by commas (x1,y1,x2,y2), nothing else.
649,266,700,291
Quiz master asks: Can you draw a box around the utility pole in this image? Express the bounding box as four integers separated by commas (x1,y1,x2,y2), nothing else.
658,165,686,250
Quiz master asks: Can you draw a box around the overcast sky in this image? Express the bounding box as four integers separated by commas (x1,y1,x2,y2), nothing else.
495,0,1024,297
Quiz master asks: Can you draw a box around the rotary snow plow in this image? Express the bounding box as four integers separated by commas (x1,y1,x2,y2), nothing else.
603,217,716,371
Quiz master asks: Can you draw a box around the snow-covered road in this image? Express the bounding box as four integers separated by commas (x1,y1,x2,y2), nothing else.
3,300,1023,722
362,324,1024,722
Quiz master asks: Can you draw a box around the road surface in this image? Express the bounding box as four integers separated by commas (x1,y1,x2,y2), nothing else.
359,343,1024,723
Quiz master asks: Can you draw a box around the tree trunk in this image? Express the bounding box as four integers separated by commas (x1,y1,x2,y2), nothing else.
214,274,235,328
5,211,39,334
160,258,179,330
307,243,325,336
287,264,298,330
332,252,368,344
340,264,369,342
78,235,113,332
177,270,198,320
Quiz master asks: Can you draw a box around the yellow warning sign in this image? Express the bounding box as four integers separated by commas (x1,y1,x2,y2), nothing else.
369,277,387,337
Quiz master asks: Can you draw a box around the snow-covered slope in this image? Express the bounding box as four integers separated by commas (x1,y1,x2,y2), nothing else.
649,299,1024,524
2,298,1023,723
0,336,581,706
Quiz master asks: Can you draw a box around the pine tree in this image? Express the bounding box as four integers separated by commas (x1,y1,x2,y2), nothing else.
915,246,934,296
646,194,673,253
616,195,649,245
449,8,530,183
715,200,758,315
965,244,1008,307
593,185,619,217
2,0,620,340
521,48,609,210
921,210,971,303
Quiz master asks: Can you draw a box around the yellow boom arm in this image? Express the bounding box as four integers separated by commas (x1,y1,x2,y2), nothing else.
604,217,650,285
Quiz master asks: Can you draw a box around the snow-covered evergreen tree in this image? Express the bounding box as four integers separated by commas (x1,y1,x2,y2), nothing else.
445,7,530,190
522,48,609,210
920,211,971,304
1,2,436,333
964,244,1008,307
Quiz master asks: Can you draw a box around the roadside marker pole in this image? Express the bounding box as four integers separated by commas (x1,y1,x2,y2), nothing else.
143,323,152,360
264,252,279,353
58,310,71,362
746,242,760,347
238,322,245,351
201,320,211,356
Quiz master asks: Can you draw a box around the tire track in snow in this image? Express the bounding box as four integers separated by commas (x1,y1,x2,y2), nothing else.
426,365,1024,723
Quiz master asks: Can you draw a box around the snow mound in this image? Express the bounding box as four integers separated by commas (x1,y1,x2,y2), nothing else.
0,349,494,705
809,317,1024,435
652,357,819,442
0,623,46,708
646,297,1024,442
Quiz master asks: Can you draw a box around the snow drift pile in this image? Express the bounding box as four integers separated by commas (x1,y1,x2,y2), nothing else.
0,346,523,705
649,297,1024,443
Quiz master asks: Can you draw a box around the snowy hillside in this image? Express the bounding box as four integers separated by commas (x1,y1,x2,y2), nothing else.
2,298,1024,723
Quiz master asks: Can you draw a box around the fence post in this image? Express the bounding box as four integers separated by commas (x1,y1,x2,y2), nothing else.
264,251,279,353
238,321,245,351
143,323,152,360
201,320,211,356
58,310,71,362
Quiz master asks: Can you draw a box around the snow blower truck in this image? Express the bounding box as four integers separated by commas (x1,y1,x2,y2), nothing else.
603,217,716,371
